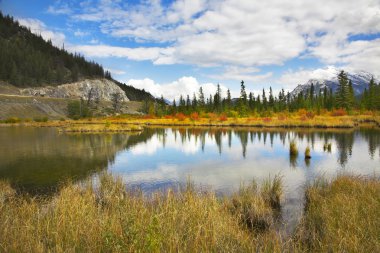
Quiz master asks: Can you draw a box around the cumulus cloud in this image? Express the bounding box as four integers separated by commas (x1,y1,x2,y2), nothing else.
68,44,175,64
17,18,65,47
126,76,232,101
49,0,380,73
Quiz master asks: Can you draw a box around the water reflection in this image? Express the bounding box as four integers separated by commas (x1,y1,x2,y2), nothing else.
0,127,134,194
1,126,380,196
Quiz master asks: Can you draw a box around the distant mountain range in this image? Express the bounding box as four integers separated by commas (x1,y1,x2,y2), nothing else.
290,70,378,97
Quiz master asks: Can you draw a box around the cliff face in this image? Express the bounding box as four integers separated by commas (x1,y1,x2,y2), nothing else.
20,79,130,102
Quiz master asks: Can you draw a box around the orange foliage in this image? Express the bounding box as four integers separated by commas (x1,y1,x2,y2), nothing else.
219,114,228,121
306,111,315,119
263,117,272,122
175,113,187,121
143,114,156,119
331,108,347,116
190,112,200,121
164,115,174,119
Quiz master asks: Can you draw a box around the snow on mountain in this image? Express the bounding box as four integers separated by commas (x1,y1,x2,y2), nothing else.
290,70,377,97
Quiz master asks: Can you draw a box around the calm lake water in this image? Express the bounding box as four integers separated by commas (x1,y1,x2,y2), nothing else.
1,126,379,228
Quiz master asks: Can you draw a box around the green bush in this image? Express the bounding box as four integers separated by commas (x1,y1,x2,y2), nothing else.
67,100,90,119
3,117,21,123
33,117,48,122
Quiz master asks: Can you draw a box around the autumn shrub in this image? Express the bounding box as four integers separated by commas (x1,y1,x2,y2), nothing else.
164,115,174,119
262,117,272,123
297,109,307,117
277,113,287,121
143,114,156,119
175,113,186,121
207,113,218,121
331,108,347,116
306,111,315,119
219,113,228,121
190,112,200,121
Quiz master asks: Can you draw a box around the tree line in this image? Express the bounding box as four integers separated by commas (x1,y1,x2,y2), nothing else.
144,71,380,116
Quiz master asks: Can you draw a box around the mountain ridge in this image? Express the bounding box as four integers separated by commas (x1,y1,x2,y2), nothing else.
290,70,378,97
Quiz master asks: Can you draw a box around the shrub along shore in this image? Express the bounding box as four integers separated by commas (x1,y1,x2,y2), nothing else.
0,174,379,252
1,112,380,130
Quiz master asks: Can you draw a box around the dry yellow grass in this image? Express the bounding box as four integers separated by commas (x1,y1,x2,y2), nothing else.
0,174,285,252
296,175,380,252
0,174,378,252
60,123,143,133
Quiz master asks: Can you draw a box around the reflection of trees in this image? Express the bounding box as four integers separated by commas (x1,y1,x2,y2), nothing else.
334,132,354,166
235,131,248,158
360,129,380,159
141,127,379,166
0,128,132,194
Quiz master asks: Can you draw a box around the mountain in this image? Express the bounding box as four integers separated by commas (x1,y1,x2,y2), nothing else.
0,12,155,102
290,70,377,97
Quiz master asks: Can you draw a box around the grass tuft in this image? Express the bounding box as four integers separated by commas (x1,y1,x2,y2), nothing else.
289,140,298,157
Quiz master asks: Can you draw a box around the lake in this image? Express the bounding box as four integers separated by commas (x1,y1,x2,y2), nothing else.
1,126,379,229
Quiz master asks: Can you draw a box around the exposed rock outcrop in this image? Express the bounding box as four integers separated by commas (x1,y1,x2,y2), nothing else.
20,79,129,102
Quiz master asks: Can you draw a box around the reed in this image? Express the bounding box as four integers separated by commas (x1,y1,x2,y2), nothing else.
289,140,298,157
304,146,311,159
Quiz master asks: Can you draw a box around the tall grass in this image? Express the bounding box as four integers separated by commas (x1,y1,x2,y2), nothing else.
304,146,311,159
0,174,285,252
289,140,298,157
0,174,379,252
296,175,380,252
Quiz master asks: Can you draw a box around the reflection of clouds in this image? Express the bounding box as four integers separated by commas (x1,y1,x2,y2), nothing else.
122,164,180,184
130,130,209,155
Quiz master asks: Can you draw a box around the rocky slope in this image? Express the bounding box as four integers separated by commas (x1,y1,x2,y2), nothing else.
291,70,378,97
20,79,129,102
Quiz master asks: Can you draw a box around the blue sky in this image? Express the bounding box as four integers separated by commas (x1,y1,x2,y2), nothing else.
1,0,380,100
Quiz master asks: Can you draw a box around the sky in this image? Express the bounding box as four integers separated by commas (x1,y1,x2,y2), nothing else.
1,0,380,100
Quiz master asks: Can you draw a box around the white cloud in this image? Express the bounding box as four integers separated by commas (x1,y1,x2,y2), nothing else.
67,44,175,63
17,18,66,47
57,0,379,71
126,76,231,101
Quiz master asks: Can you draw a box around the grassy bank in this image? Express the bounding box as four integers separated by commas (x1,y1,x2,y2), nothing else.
0,174,379,252
1,111,380,129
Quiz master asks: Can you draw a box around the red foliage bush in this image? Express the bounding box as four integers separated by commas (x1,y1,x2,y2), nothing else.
143,114,156,119
331,108,347,117
176,113,187,121
219,114,228,121
164,115,174,119
263,117,272,122
190,112,200,121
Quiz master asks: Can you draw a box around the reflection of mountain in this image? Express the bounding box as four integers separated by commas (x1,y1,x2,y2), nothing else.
0,128,133,194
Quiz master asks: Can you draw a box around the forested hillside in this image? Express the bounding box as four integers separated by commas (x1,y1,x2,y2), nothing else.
112,79,155,101
0,12,107,87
